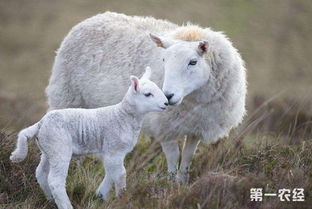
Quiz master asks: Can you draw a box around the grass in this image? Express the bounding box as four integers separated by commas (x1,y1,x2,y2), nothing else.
1,125,311,209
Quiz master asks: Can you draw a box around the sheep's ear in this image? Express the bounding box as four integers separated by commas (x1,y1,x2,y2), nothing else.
150,33,174,49
130,76,140,92
197,41,209,56
141,66,152,80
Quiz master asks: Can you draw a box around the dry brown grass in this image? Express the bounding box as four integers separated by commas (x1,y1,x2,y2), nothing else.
1,127,312,209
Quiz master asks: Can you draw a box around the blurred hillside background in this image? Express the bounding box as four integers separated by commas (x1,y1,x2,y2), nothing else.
0,0,312,130
1,0,312,208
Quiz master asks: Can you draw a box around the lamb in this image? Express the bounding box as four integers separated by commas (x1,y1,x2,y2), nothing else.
46,12,247,183
10,67,168,209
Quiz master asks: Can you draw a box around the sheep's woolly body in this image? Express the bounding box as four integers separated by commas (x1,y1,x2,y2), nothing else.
46,12,247,144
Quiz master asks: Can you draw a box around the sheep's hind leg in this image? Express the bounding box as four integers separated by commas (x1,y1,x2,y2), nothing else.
36,153,53,200
177,135,200,184
48,156,72,209
161,140,180,181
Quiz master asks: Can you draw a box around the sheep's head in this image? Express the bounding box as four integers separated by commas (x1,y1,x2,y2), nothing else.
150,34,210,105
129,67,168,113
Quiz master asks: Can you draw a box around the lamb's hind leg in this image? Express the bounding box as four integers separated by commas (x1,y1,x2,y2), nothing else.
177,135,200,184
36,154,53,200
48,156,72,209
161,140,180,180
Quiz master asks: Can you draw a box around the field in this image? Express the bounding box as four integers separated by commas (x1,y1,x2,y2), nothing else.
0,0,312,208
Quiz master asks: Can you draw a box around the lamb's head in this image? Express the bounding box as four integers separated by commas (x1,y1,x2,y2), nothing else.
150,34,210,105
129,67,168,113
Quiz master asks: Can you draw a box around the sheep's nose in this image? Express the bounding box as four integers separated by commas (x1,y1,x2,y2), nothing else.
165,93,174,101
164,102,168,106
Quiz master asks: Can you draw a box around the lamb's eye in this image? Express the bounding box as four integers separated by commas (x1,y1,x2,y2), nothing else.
162,58,165,62
189,59,197,66
144,93,153,97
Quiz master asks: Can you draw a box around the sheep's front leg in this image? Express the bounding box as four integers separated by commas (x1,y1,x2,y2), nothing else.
161,140,180,180
104,155,127,198
177,135,200,184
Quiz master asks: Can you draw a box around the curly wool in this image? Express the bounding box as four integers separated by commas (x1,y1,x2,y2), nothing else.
46,11,247,144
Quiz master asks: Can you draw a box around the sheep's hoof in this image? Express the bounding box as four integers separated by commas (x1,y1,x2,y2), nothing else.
167,171,177,181
176,171,189,184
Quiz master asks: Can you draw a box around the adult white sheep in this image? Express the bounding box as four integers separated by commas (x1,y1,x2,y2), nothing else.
46,12,247,183
11,67,168,209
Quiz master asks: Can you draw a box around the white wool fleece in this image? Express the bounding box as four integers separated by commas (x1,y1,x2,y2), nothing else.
45,12,247,183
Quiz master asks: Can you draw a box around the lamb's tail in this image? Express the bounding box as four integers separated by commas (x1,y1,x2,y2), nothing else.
10,122,40,163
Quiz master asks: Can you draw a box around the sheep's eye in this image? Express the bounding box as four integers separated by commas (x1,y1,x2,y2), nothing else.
189,59,197,66
144,93,153,97
162,58,165,62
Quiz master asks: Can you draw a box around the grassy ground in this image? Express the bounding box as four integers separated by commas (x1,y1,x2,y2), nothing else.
1,126,311,209
1,0,312,208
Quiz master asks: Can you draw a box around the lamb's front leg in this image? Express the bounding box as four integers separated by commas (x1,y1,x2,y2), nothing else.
177,135,200,184
103,154,127,198
96,155,113,201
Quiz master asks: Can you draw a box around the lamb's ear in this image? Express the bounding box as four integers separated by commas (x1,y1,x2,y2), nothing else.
150,33,174,49
141,66,152,80
197,41,209,56
130,76,140,92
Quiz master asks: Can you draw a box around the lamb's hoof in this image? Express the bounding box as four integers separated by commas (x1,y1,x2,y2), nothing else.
176,171,189,184
96,191,108,201
44,194,54,201
10,154,23,163
167,171,177,181
116,188,126,198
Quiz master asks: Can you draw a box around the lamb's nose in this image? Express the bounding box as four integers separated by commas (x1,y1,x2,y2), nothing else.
164,102,168,106
165,93,174,101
